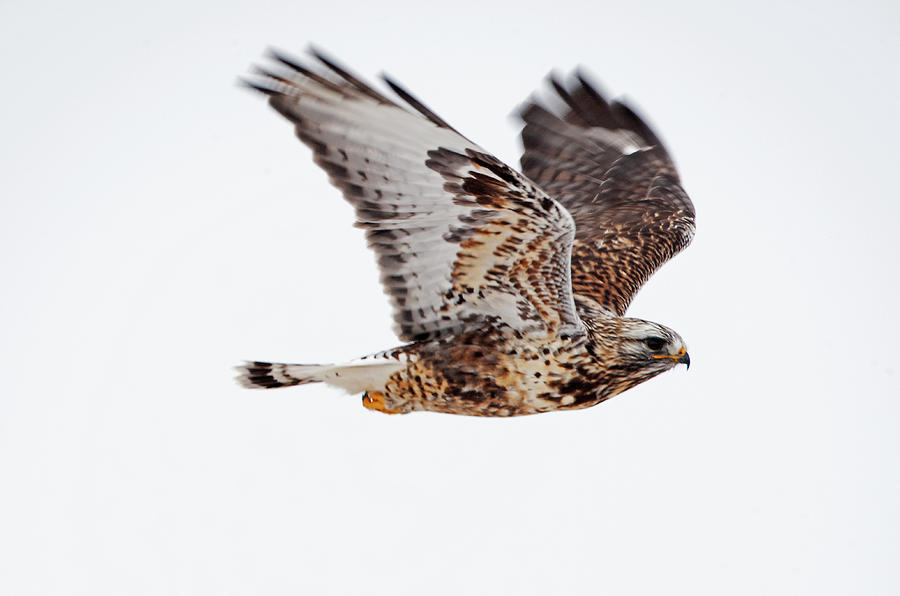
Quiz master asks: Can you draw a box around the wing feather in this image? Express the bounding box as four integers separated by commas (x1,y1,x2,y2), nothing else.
246,50,582,341
519,71,695,316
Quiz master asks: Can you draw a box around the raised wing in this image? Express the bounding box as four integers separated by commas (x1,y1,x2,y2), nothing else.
519,72,695,316
245,49,581,342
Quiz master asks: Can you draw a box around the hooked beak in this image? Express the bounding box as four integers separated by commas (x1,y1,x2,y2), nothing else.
652,347,690,370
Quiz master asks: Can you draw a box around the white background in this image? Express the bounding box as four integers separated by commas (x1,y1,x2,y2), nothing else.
2,0,899,594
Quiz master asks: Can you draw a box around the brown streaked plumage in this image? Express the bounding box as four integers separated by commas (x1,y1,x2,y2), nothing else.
236,47,694,417
519,75,695,316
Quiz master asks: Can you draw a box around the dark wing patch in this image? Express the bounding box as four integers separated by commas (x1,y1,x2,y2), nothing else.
519,71,695,315
245,49,582,341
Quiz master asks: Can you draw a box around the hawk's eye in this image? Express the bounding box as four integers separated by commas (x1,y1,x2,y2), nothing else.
644,337,666,351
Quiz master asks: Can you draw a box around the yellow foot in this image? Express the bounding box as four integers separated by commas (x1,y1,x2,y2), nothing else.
362,391,403,415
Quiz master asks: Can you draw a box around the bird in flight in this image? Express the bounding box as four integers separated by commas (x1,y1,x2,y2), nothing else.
236,47,694,416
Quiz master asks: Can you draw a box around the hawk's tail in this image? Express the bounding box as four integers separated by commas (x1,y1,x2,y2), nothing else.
235,361,333,389
235,358,406,393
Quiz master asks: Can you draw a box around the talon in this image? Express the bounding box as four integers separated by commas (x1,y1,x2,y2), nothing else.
362,391,403,414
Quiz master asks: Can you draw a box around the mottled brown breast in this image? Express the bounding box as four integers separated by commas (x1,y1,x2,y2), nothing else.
380,323,609,416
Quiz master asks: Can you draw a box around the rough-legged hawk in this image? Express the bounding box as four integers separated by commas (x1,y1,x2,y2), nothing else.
236,47,694,416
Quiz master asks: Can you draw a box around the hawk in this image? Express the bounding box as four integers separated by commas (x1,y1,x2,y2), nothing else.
236,48,694,416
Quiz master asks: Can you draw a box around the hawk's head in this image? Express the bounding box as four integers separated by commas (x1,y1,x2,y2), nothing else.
588,317,690,398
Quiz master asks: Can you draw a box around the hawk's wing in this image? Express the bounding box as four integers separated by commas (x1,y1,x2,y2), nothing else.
246,50,581,342
518,72,695,316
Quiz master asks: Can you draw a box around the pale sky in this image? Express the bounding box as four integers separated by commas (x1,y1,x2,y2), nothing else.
2,0,899,594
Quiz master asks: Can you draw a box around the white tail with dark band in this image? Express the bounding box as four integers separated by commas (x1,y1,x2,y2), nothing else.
236,358,405,394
